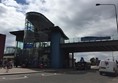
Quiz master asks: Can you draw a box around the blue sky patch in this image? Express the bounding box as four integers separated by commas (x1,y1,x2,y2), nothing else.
15,0,27,4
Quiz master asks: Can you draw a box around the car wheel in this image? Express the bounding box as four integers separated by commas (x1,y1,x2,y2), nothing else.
114,71,118,77
99,72,103,75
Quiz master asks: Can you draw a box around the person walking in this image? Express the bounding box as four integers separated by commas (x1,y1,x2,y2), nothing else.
0,59,2,68
5,60,12,73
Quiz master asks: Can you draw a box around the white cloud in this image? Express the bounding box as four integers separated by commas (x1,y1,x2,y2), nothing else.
2,0,19,7
0,2,25,46
74,52,118,62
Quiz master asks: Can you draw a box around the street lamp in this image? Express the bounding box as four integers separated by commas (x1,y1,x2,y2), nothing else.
96,3,118,33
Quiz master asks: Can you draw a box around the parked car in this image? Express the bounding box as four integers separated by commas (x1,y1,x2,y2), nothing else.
99,60,118,76
75,62,91,70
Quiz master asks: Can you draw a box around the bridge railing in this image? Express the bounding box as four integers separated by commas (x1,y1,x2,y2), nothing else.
65,36,118,43
65,38,81,43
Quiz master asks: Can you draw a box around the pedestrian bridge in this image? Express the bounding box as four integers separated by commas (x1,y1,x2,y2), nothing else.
61,36,118,52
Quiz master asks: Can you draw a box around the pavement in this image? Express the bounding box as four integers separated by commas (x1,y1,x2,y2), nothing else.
0,66,99,75
0,67,43,75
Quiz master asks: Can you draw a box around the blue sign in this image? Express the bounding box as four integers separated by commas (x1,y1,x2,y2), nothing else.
24,43,33,48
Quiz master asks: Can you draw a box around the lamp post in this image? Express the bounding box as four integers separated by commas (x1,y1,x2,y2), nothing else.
96,3,118,33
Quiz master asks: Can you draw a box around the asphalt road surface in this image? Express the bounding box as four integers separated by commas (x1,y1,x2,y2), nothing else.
0,70,118,83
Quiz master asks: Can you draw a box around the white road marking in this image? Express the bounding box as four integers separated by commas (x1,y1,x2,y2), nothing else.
0,75,28,81
0,73,60,81
54,73,57,75
40,73,61,76
24,76,28,78
41,74,45,76
2,77,6,79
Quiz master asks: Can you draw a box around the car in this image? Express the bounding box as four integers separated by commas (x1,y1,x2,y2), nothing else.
75,62,91,70
99,60,118,76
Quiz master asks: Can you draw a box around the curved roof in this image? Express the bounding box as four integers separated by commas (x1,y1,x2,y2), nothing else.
10,12,68,42
51,26,68,39
26,12,68,40
26,12,54,31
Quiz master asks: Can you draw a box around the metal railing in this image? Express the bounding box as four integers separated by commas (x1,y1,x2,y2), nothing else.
65,36,118,43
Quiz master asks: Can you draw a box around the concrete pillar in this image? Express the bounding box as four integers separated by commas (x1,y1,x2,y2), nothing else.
63,52,69,68
50,32,62,68
72,53,74,68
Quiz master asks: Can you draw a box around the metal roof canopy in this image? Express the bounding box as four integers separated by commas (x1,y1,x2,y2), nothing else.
10,12,68,42
26,12,54,31
26,12,68,41
10,30,24,42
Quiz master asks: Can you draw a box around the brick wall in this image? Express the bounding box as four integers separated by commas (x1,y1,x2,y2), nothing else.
0,34,6,60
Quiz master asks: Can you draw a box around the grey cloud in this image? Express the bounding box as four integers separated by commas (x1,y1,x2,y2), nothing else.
0,5,7,16
50,0,118,38
74,52,115,62
91,28,117,36
65,6,110,26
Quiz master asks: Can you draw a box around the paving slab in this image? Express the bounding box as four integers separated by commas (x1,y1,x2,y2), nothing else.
0,68,42,75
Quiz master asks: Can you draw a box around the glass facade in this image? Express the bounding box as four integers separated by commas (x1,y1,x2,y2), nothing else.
17,41,23,49
4,47,15,54
22,19,50,67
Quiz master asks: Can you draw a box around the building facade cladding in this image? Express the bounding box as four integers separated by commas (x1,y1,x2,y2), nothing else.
0,34,6,60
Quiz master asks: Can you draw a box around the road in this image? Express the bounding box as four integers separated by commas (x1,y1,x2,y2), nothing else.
0,70,118,83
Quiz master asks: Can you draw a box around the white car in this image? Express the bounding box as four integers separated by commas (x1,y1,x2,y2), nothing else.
99,60,118,76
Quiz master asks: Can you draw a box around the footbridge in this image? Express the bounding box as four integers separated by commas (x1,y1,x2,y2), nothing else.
62,37,118,52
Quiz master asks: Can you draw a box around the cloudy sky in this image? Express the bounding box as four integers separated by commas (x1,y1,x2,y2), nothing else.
0,0,118,61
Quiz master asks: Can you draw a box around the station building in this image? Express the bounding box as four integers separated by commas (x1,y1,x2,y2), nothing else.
10,12,69,68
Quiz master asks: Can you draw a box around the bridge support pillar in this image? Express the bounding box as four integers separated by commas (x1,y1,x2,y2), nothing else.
72,53,74,68
50,32,62,68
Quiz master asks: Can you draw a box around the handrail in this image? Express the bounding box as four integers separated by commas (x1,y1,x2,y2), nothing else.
65,36,118,43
